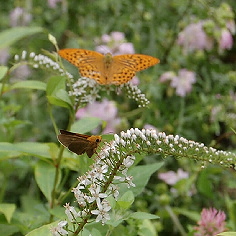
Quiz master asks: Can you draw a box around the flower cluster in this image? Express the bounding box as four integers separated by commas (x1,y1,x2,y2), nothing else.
47,0,62,8
70,77,101,105
10,7,32,27
14,51,73,79
177,3,235,53
158,168,189,185
51,130,137,235
95,31,135,55
76,99,120,133
159,69,196,97
120,82,150,107
113,128,236,168
194,208,226,236
177,21,214,52
51,128,235,235
71,77,150,107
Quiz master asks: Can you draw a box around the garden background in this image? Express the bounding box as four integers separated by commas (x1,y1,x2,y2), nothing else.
0,0,236,236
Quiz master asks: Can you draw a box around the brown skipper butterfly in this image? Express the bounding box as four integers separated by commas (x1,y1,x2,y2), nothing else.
57,129,102,158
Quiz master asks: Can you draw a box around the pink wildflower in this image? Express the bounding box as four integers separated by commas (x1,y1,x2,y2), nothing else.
158,168,189,185
10,7,32,27
219,29,233,50
76,99,120,134
96,32,134,55
226,20,236,34
160,69,196,97
0,48,10,65
47,0,62,8
177,21,214,52
194,208,226,236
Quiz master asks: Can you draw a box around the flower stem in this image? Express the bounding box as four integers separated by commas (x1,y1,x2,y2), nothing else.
165,205,187,236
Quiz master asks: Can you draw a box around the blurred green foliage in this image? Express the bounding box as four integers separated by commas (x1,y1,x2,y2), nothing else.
0,0,235,235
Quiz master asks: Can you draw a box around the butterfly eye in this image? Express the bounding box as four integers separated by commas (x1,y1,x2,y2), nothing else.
96,138,100,143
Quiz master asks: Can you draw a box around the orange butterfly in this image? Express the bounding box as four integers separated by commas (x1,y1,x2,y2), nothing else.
57,129,102,158
58,48,160,85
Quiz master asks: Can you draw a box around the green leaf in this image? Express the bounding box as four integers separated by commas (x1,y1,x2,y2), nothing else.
71,117,102,133
138,219,157,236
47,95,71,108
130,212,159,220
119,162,164,197
0,66,8,81
25,221,59,236
34,161,57,202
197,169,213,198
11,80,46,90
0,224,19,236
217,233,236,236
90,228,102,236
55,89,72,106
174,208,199,221
0,143,21,160
0,203,16,223
117,191,134,209
15,142,54,158
46,76,72,108
0,142,55,160
0,27,44,49
49,206,65,219
46,76,66,96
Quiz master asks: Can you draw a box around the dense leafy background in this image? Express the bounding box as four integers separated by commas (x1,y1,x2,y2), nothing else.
0,0,235,235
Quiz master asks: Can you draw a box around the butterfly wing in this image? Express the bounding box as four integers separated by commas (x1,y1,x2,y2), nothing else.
67,141,89,155
110,54,160,84
58,49,106,84
59,129,90,139
58,130,89,145
57,130,99,157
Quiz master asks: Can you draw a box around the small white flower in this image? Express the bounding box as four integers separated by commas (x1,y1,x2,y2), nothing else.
14,54,19,60
120,138,126,146
89,184,107,203
123,155,135,168
134,128,141,136
108,184,119,200
156,140,162,145
131,134,137,140
114,134,120,144
50,221,68,236
91,199,111,225
64,203,79,222
125,175,136,188
126,129,131,137
95,164,108,180
72,188,87,207
78,175,91,186
114,175,124,182
146,141,151,146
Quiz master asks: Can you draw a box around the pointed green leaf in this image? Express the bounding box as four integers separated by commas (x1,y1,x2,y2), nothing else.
25,221,59,236
46,76,66,96
130,212,159,220
0,27,43,49
0,66,8,81
0,203,16,223
117,191,134,209
119,162,164,197
11,80,46,90
34,161,58,202
71,117,102,133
